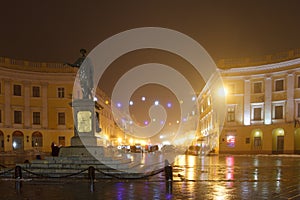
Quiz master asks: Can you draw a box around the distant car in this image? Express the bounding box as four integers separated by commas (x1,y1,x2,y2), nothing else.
130,145,142,153
186,145,202,155
149,145,159,152
161,145,176,153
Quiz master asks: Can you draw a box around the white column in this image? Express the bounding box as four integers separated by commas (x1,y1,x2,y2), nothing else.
264,76,272,124
42,82,48,128
244,79,251,125
286,73,295,122
4,79,11,127
24,81,30,128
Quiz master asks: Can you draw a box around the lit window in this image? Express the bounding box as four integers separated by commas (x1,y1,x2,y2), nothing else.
13,84,22,96
32,86,40,97
58,87,65,98
275,79,284,91
227,106,235,122
253,137,262,148
253,82,262,93
226,135,235,147
58,112,65,125
32,132,43,147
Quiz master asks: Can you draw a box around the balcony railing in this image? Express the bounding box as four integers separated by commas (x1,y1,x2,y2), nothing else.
217,48,300,69
0,57,77,73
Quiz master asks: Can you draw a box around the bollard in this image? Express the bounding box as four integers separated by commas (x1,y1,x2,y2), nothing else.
15,166,22,193
164,160,173,194
88,166,95,192
15,180,22,193
14,166,22,179
164,165,173,182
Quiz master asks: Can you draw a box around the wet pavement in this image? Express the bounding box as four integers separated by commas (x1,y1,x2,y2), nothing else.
1,154,300,199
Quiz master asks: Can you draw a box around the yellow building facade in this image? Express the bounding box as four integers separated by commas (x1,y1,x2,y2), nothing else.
0,57,121,153
2,49,300,155
198,50,300,154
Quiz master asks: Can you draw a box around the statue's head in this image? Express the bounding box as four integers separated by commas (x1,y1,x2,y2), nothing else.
80,48,87,57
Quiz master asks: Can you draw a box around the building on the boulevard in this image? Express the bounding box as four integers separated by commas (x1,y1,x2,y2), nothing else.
197,49,300,154
1,49,300,155
0,57,122,153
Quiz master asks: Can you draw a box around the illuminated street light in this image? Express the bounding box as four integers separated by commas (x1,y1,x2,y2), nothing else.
117,102,122,108
218,87,227,97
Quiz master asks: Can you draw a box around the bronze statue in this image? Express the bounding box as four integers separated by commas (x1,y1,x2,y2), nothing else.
65,49,94,99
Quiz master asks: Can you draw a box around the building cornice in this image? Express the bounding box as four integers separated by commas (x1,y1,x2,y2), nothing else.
219,58,300,76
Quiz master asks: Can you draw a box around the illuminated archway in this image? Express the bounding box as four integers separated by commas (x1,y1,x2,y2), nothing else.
32,131,43,147
12,131,24,151
272,128,285,154
294,128,300,154
250,129,263,151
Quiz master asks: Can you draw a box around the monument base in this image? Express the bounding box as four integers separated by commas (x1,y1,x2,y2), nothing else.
71,135,104,146
59,145,105,157
61,135,105,157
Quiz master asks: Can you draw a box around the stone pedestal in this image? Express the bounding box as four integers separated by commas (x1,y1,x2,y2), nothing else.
71,99,103,147
59,98,104,157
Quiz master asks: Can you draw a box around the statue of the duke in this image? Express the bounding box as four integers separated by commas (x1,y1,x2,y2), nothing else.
66,49,94,99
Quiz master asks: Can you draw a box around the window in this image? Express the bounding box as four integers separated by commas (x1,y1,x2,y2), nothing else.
32,86,40,97
0,82,1,94
253,82,262,93
59,136,65,146
275,79,284,91
58,112,65,125
58,87,65,98
13,84,22,96
0,110,2,123
14,111,22,124
298,76,300,88
274,105,283,119
297,103,300,118
226,135,235,147
253,108,262,120
253,137,262,148
227,106,235,122
33,112,41,125
245,138,250,144
32,132,43,147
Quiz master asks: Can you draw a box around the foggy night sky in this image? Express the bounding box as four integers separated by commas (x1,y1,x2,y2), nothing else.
1,0,300,131
1,0,300,63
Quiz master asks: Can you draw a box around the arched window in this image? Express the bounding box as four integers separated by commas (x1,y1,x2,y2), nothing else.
12,131,24,151
32,131,43,147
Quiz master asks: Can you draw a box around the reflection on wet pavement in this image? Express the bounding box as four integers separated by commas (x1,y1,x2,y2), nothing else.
1,154,300,199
